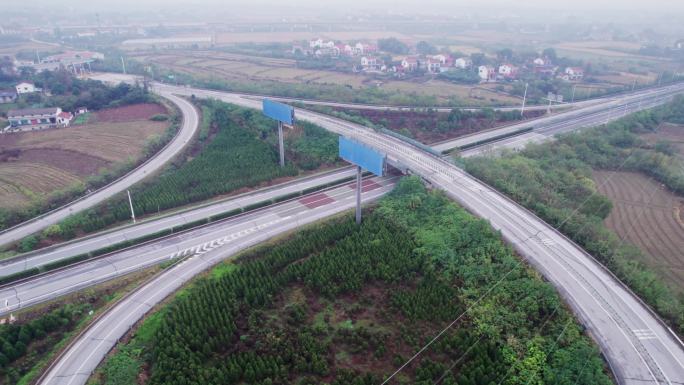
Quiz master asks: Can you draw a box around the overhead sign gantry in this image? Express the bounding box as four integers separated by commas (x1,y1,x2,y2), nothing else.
262,99,295,167
339,136,386,224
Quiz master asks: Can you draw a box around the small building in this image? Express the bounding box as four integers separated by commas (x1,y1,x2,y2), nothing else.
428,54,450,65
75,106,88,115
401,56,419,72
360,56,383,71
314,46,340,57
498,64,518,79
478,65,496,82
58,111,73,126
0,90,17,104
15,82,40,94
564,67,584,81
534,64,558,77
425,58,442,73
7,107,70,132
454,57,472,69
533,57,546,66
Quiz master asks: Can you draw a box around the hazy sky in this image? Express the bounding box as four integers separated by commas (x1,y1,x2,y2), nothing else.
7,0,684,12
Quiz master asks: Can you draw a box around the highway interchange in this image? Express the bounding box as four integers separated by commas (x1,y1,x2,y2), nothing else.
0,93,200,248
1,75,683,384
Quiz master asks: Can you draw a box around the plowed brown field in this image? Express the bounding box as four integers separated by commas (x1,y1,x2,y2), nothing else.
593,171,684,292
0,103,169,209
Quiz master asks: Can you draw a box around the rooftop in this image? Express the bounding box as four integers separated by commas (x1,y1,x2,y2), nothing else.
8,108,60,118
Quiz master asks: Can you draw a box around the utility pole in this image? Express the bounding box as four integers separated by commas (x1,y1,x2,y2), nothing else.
355,166,362,225
571,84,577,103
277,121,285,167
121,56,127,74
520,82,528,117
127,190,136,224
632,79,637,91
546,97,553,113
657,71,663,86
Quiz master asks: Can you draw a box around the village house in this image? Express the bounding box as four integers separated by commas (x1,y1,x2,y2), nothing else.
533,57,546,66
360,56,383,71
498,64,518,79
478,65,497,82
6,107,72,132
315,46,340,57
15,81,41,94
424,58,442,73
401,56,420,72
563,67,584,81
454,57,472,69
0,90,17,104
428,54,449,65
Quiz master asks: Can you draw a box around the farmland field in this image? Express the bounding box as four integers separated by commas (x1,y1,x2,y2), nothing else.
131,51,520,105
593,171,684,293
213,30,416,44
640,123,684,155
0,103,169,209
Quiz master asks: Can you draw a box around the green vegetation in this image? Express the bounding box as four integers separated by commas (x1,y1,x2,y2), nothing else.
439,69,481,85
378,37,410,54
42,100,338,240
96,177,611,385
1,69,153,113
465,95,684,333
149,114,169,121
0,305,91,384
0,268,161,385
303,104,539,144
71,112,91,125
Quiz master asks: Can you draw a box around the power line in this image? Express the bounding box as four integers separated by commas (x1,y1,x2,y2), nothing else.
431,289,540,385
379,263,522,385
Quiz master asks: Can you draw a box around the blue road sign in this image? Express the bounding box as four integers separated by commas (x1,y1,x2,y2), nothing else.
339,136,386,177
263,99,295,125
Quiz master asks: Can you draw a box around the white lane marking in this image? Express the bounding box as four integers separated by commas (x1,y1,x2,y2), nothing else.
541,238,555,246
634,329,658,340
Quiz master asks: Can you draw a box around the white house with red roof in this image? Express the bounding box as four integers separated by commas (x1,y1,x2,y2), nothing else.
57,111,73,126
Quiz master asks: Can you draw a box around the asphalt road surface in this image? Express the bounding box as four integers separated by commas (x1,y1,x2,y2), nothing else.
7,82,676,288
5,79,679,278
0,93,200,249
27,78,684,384
1,176,396,319
0,167,358,278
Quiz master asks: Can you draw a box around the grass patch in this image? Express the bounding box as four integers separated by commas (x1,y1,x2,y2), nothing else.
71,112,91,125
210,262,237,280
